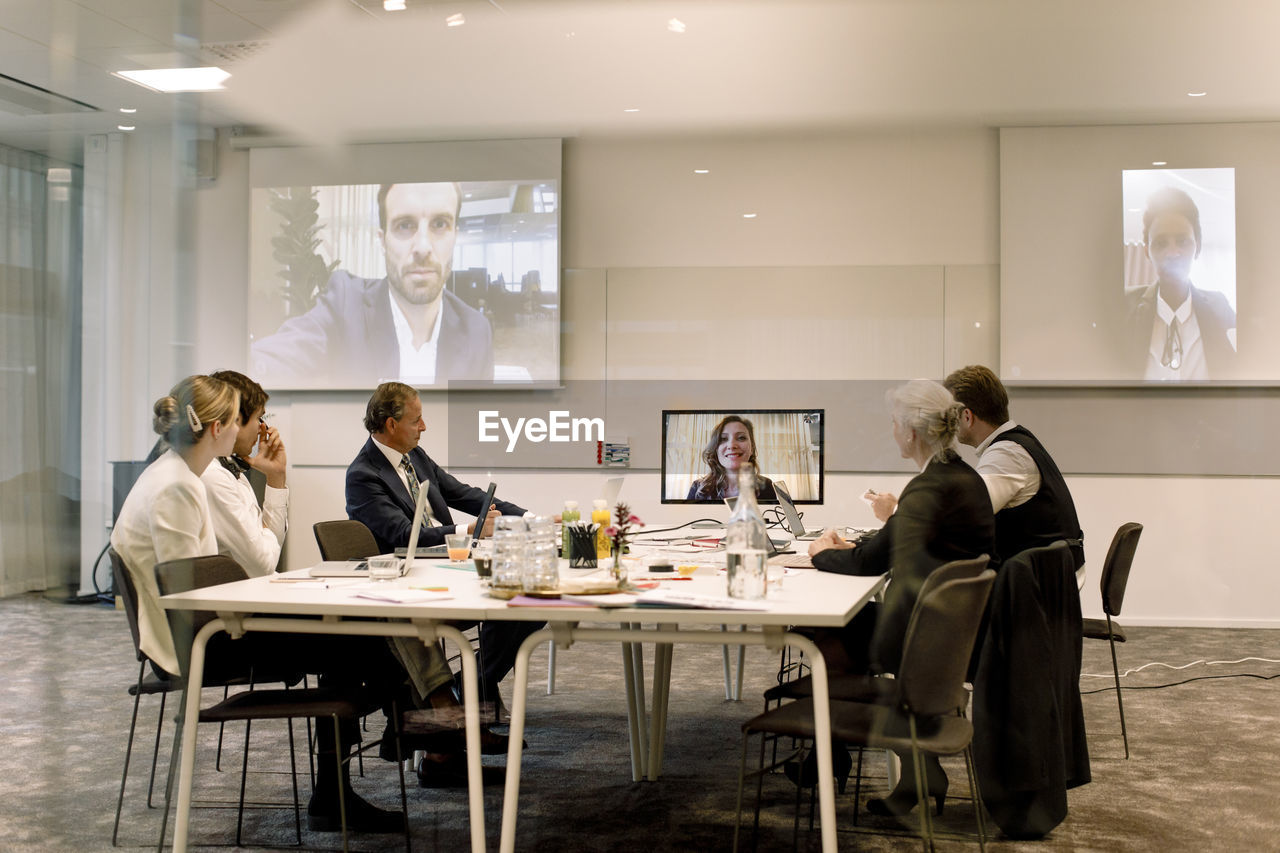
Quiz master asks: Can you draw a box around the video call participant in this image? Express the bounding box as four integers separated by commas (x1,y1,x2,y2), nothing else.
800,380,994,817
200,371,476,779
345,383,545,749
1123,186,1237,380
112,376,407,832
685,415,778,501
867,365,1085,573
251,181,495,387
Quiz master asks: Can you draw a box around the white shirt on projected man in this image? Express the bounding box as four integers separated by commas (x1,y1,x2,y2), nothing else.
1144,290,1207,381
389,288,445,385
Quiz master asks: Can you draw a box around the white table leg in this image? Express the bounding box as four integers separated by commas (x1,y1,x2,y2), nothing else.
170,618,222,853
647,627,674,781
620,634,645,782
499,627,554,853
546,639,556,694
433,624,487,853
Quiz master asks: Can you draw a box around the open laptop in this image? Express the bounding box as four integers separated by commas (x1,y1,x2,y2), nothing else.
310,477,433,577
773,480,822,540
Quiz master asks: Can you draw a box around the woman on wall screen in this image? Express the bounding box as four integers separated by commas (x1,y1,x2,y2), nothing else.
685,414,778,501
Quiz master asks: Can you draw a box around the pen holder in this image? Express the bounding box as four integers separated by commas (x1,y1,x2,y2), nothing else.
568,525,599,568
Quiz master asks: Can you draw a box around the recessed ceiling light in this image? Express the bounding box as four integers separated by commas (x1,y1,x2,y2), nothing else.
119,107,136,114
693,169,709,174
974,321,982,329
1152,161,1168,166
446,13,465,26
668,18,686,33
383,0,406,10
1187,91,1207,97
465,193,472,198
47,167,71,183
623,108,639,113
742,213,757,219
114,67,230,93
117,125,135,131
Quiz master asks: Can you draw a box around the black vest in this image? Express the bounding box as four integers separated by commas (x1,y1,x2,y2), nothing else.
989,426,1084,569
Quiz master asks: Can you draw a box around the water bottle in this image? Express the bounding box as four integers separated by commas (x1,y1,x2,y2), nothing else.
725,466,769,600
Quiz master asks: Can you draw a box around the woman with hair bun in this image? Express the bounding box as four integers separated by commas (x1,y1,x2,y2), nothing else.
111,375,241,676
792,379,995,814
111,375,407,833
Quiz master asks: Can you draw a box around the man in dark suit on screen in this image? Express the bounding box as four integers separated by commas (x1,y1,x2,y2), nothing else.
345,381,542,719
252,182,495,387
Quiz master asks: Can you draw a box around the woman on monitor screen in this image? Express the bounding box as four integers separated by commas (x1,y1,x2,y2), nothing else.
792,380,994,816
685,414,777,501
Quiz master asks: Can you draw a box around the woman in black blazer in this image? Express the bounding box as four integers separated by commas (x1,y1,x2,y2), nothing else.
798,379,995,815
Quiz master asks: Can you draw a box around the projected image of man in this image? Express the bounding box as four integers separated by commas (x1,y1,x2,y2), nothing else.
1125,186,1236,380
251,181,495,387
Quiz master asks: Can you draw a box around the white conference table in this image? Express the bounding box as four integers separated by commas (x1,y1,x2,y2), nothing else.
161,560,884,853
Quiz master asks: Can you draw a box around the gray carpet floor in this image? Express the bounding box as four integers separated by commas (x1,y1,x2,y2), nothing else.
1,593,1277,851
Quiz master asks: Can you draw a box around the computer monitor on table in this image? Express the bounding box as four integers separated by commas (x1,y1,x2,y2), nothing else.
660,409,824,505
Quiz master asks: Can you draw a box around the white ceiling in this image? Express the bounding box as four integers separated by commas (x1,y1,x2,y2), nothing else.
2,0,1280,164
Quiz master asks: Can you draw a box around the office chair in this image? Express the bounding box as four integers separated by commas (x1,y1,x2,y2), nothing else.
1081,522,1143,758
108,548,258,846
735,571,997,853
153,554,409,851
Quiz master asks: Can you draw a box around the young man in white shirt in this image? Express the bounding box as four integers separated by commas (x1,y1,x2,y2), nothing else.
200,370,289,576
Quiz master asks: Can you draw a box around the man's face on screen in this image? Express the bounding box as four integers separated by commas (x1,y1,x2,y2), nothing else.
381,183,459,306
1146,213,1198,285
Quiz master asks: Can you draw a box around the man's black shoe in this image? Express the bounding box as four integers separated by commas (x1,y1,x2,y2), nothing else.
415,754,506,788
306,790,405,833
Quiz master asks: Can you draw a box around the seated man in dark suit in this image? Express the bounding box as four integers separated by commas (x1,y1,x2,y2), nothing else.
345,382,544,721
251,182,495,388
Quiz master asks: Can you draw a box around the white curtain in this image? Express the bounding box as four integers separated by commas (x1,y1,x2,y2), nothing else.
315,184,383,279
664,412,720,499
0,144,82,598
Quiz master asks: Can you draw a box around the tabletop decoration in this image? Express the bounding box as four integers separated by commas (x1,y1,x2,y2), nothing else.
604,502,643,583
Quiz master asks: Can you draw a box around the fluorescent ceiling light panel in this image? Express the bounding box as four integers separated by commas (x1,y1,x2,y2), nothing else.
114,67,230,93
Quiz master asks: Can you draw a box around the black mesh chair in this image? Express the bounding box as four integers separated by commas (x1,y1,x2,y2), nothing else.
1081,522,1143,758
736,570,997,853
153,554,409,851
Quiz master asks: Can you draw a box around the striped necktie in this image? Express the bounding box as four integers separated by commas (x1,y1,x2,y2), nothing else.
399,457,434,526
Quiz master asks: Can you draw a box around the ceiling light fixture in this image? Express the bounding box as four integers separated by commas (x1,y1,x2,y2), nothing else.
114,67,230,93
693,169,709,174
742,213,757,219
1187,91,1207,97
1152,160,1168,166
668,18,686,33
384,0,406,10
623,108,639,113
47,168,71,183
446,13,465,26
119,107,137,114
117,125,135,131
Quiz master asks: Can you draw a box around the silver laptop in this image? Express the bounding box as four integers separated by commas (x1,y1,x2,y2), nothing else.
774,480,822,540
310,481,430,577
603,476,624,508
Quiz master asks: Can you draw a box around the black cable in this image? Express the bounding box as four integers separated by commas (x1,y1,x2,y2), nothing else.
1081,672,1280,693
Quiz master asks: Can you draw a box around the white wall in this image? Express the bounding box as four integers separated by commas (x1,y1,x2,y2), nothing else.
83,126,1280,626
